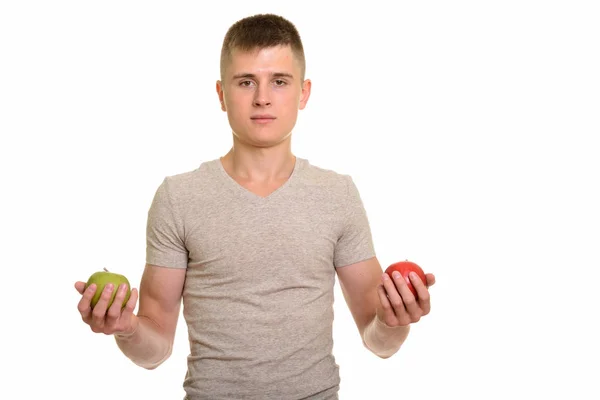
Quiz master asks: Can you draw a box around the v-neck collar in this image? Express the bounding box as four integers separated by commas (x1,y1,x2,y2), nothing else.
213,156,304,203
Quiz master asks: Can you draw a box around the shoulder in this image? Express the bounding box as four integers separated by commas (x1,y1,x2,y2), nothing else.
297,157,353,193
154,159,220,199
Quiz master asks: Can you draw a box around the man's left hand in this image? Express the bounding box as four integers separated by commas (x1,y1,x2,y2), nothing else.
376,270,435,327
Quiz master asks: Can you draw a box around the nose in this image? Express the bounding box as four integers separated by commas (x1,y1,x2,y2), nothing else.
253,84,271,107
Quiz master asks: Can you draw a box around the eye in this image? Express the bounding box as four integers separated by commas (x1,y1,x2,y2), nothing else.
274,79,286,86
239,80,254,87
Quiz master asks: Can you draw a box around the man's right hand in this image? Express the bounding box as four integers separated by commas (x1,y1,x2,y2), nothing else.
75,281,139,336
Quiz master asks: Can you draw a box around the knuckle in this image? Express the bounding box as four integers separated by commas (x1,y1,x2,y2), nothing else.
403,298,416,307
390,299,403,308
91,314,107,326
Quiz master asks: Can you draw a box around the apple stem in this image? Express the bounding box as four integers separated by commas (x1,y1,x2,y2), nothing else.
103,267,109,272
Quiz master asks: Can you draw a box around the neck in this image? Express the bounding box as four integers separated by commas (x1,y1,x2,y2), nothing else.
220,138,296,183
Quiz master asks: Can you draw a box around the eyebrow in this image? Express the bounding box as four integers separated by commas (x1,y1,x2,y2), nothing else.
232,72,294,80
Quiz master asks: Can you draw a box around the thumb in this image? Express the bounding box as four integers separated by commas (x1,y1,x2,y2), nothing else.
74,281,87,294
425,273,436,287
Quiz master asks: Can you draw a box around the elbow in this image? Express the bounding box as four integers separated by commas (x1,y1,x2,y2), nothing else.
362,339,399,359
372,349,398,360
141,358,164,370
137,342,173,370
371,348,399,359
139,349,172,370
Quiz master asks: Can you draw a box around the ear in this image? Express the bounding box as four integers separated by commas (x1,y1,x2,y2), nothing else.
299,79,312,110
216,80,226,111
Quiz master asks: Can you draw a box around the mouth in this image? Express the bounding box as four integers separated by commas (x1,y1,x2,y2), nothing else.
250,115,276,124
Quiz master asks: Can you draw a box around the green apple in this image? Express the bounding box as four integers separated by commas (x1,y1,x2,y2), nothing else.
85,268,131,309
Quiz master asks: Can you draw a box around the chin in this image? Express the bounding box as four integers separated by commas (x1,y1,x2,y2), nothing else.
248,137,289,148
235,130,292,148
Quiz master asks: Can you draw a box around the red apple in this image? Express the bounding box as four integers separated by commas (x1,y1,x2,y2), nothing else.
384,260,427,297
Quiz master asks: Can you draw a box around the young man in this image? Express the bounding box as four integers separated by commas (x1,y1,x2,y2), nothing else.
75,14,434,400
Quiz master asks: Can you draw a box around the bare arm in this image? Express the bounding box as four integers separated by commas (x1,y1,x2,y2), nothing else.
336,257,434,359
336,257,408,358
76,263,186,370
114,264,186,369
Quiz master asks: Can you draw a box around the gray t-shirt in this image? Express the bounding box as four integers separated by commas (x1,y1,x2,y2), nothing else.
146,157,375,400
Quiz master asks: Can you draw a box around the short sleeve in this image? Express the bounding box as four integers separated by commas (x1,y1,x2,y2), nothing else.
333,175,376,268
146,177,189,269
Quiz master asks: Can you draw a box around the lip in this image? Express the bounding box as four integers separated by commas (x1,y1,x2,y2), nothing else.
251,115,276,124
251,114,276,120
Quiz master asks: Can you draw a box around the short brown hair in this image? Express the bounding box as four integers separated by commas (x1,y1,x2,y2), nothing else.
220,14,306,81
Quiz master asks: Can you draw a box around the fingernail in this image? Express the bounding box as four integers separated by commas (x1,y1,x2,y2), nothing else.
382,273,390,280
410,272,418,279
392,271,401,279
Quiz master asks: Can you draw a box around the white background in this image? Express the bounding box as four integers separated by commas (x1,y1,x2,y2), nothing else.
1,1,599,399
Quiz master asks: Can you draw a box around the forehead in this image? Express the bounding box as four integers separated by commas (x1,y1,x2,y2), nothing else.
227,45,300,76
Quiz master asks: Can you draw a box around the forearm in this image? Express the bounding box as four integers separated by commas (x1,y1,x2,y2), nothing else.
362,315,410,359
114,315,172,369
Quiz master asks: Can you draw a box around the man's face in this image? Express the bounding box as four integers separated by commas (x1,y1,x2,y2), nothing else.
216,45,311,148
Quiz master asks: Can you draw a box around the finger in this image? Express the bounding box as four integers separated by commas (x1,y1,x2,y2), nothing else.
74,281,86,294
77,283,97,322
383,272,408,316
391,271,421,320
426,273,436,287
91,283,114,328
121,288,138,319
105,283,129,329
116,288,139,336
410,272,431,315
411,272,429,297
376,284,396,325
